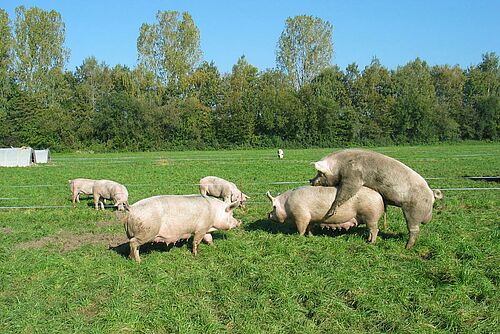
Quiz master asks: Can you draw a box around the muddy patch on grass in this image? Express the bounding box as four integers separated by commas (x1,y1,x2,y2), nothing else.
16,231,128,252
1,227,13,234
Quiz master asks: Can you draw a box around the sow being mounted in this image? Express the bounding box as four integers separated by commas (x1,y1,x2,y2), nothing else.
310,149,443,249
267,186,385,242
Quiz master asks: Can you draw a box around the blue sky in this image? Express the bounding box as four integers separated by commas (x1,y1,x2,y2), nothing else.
3,1,500,74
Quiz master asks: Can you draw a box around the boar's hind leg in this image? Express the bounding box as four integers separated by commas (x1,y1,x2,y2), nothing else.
129,238,141,263
402,208,422,249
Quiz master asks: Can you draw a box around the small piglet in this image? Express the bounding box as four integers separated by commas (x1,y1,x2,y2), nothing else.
69,178,96,208
199,176,249,207
93,180,129,211
267,186,385,243
124,195,242,262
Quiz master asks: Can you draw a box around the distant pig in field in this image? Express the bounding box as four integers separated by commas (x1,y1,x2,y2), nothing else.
124,195,242,262
266,186,385,243
92,180,129,211
277,149,284,159
199,176,249,207
69,178,96,208
310,149,443,248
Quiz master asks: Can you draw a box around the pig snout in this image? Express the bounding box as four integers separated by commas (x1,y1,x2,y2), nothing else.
309,176,321,186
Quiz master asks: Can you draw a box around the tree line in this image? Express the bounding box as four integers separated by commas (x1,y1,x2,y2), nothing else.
0,6,498,152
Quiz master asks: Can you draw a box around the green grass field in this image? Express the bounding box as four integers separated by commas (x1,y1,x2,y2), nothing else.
0,143,499,333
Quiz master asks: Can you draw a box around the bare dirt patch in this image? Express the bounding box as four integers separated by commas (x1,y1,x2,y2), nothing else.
1,227,13,234
16,231,128,252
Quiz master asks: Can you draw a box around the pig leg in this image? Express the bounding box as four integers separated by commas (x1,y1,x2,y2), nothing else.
402,207,421,249
93,193,100,210
366,219,379,244
99,197,105,210
192,232,205,256
203,233,213,245
296,219,310,236
129,238,141,263
325,178,363,218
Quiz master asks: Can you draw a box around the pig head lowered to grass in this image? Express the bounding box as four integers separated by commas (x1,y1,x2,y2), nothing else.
266,186,385,243
93,180,129,211
69,178,95,208
124,195,242,262
310,149,443,249
199,176,249,207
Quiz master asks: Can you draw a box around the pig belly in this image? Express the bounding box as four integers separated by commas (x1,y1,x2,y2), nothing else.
154,222,194,244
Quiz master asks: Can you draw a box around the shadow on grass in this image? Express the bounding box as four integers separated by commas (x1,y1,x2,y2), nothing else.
244,219,298,235
245,219,406,242
108,233,228,258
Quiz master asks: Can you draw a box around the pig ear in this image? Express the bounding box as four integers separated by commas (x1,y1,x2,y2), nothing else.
314,160,329,174
266,191,274,202
226,200,239,212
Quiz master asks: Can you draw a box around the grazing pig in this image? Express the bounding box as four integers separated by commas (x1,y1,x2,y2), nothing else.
266,186,384,243
199,176,249,207
124,195,242,262
69,178,96,208
93,180,129,211
277,149,284,159
310,149,443,249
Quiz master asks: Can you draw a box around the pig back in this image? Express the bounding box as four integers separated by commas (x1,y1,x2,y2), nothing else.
70,178,95,194
285,186,383,224
284,186,338,222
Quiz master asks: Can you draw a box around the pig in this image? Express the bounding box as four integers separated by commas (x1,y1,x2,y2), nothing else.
266,185,385,243
124,195,242,262
199,176,249,207
277,149,284,159
310,149,443,249
92,180,129,211
69,178,96,208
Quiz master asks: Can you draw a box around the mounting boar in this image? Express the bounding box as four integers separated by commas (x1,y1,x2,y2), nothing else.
310,149,443,249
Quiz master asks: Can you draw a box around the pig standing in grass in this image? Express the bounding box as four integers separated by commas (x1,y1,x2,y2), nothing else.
266,186,385,242
199,176,249,207
93,180,129,211
69,178,96,208
310,149,443,249
124,195,242,262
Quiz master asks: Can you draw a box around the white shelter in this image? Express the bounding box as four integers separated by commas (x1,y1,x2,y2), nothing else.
0,147,35,167
34,149,51,164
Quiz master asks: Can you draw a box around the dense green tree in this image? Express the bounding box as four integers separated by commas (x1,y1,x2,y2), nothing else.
188,61,223,110
276,15,333,90
12,6,69,98
0,9,13,98
464,52,500,140
392,58,438,143
215,56,258,146
93,92,147,150
430,64,464,140
354,58,395,144
0,9,14,144
137,11,202,93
